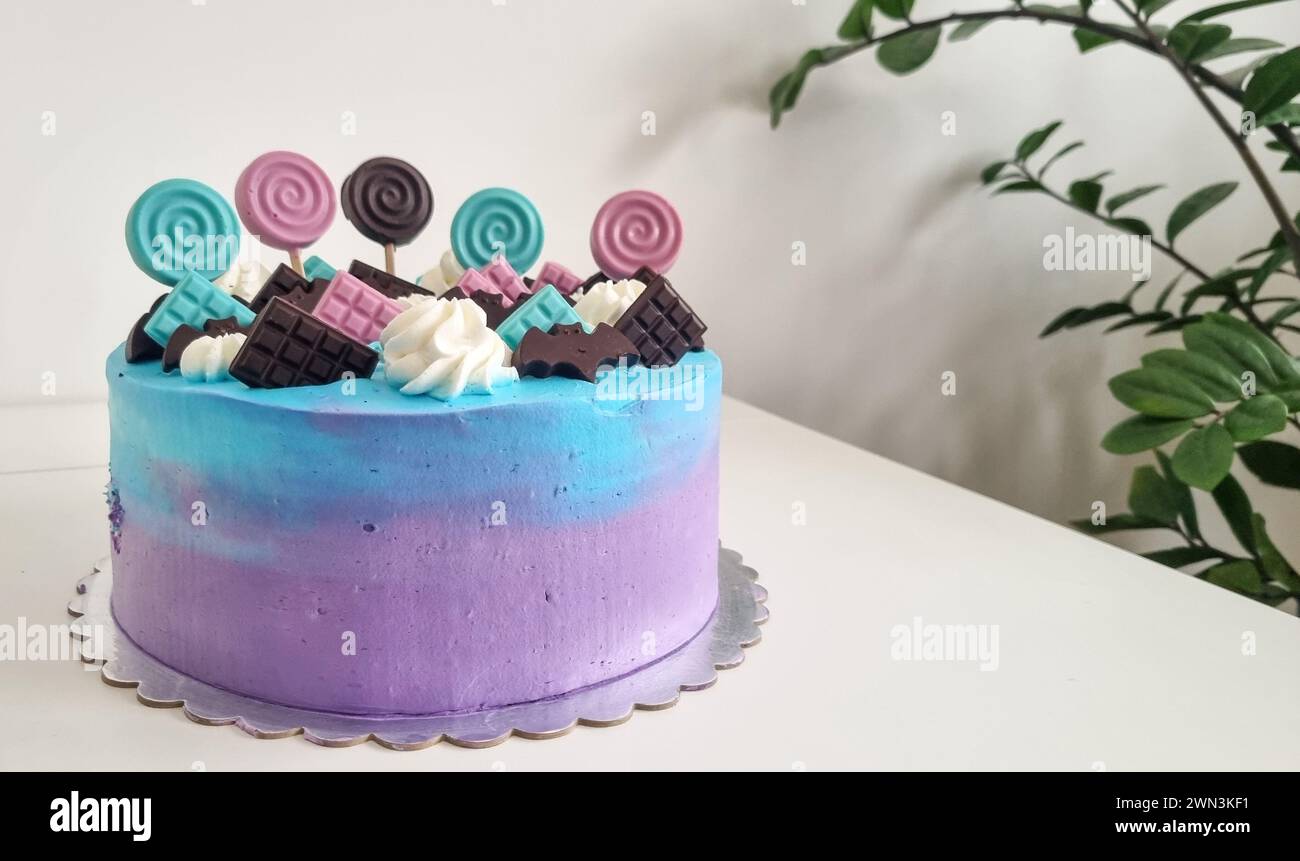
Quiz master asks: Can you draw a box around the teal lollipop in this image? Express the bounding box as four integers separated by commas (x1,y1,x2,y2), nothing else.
450,187,543,273
126,178,241,286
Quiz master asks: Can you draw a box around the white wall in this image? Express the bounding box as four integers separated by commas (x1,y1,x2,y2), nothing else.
2,0,1297,558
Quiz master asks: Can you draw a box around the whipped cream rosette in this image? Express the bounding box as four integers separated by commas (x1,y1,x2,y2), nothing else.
379,298,518,400
573,278,646,328
179,333,246,383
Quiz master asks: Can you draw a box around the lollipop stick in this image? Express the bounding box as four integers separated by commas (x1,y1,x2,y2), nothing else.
384,243,396,275
289,248,304,276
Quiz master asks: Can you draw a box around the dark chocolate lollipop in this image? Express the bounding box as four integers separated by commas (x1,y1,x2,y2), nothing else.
340,157,433,275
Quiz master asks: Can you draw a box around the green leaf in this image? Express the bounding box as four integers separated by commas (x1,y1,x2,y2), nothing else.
1264,300,1300,327
980,160,1009,184
1102,415,1195,454
768,46,857,128
1106,311,1174,333
1156,449,1200,539
1138,0,1179,13
1225,394,1288,441
1221,52,1279,89
1244,246,1291,300
1168,22,1232,64
1143,546,1224,567
877,26,941,75
1202,312,1300,383
949,19,992,41
1038,141,1084,177
1266,384,1300,412
1129,465,1184,526
1149,315,1202,335
1180,0,1287,23
1178,272,1246,315
1182,320,1277,388
837,0,874,40
1259,103,1300,125
1073,29,1114,53
1198,37,1283,63
1107,216,1154,237
1205,560,1264,594
1238,440,1300,488
1068,179,1103,212
993,179,1042,194
1154,272,1185,311
1039,306,1085,337
1141,348,1243,401
1105,184,1163,216
1251,513,1300,591
875,0,913,20
1211,473,1256,553
1172,424,1235,490
1108,368,1217,418
1243,46,1300,119
1070,513,1169,534
1015,120,1063,162
1166,182,1237,244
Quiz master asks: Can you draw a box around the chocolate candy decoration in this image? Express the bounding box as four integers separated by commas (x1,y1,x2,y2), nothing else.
125,294,169,363
340,157,433,247
440,286,468,302
347,259,433,300
229,297,378,389
467,291,513,330
613,270,706,367
202,316,249,337
513,323,640,383
250,264,311,313
162,324,206,372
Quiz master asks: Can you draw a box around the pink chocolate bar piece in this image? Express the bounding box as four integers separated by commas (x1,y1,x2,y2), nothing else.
456,267,516,308
312,271,402,344
534,261,582,295
480,257,529,303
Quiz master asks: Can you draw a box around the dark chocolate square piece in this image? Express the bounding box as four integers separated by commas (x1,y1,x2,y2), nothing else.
613,275,706,367
229,297,379,389
249,264,311,314
347,259,434,300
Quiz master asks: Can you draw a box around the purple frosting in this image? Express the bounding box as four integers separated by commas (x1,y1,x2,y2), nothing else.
105,345,721,716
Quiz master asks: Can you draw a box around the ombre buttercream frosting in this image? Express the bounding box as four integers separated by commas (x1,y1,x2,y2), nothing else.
105,344,721,716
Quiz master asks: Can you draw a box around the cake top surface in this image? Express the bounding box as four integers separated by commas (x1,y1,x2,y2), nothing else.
108,343,720,416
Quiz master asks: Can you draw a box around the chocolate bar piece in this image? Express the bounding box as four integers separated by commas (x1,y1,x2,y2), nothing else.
203,316,249,337
250,263,310,314
614,274,706,367
125,294,169,363
514,323,639,383
496,285,588,351
468,291,513,330
534,261,583,295
348,259,433,300
229,297,379,389
143,271,256,347
440,286,468,302
162,324,205,372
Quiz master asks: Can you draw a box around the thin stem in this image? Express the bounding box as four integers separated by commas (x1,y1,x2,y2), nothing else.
1112,1,1300,265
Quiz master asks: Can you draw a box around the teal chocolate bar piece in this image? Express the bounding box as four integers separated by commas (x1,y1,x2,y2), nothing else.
143,270,256,347
495,284,590,351
304,255,336,282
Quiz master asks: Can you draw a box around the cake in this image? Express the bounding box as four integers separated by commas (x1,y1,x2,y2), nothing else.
106,156,719,717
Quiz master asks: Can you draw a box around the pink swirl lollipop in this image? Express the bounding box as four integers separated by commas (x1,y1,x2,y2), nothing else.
590,190,683,279
234,151,336,274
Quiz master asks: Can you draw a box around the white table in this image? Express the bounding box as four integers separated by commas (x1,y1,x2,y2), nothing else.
3,398,1298,771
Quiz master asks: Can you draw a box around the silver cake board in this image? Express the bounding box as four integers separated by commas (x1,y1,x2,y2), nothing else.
67,546,768,750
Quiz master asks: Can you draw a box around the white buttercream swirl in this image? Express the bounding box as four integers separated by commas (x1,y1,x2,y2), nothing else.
379,298,518,400
415,249,466,297
179,333,246,383
573,278,645,328
214,258,270,303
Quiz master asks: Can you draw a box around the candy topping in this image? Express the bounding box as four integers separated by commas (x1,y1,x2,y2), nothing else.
234,151,335,251
340,156,433,247
590,190,682,279
495,285,590,351
379,298,517,400
450,187,544,273
125,179,240,285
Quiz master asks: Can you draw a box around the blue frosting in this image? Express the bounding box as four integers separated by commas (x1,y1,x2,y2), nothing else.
106,345,721,542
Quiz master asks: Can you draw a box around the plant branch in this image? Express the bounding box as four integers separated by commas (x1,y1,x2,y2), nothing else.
1112,0,1300,268
793,9,1300,164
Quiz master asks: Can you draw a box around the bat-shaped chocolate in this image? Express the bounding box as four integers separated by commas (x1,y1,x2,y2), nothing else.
469,291,513,330
513,323,640,383
202,316,250,337
125,294,168,363
161,324,206,372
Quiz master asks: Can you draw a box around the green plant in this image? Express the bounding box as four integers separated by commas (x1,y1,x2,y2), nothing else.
771,0,1300,609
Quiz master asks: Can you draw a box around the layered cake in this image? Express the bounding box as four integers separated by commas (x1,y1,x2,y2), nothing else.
106,154,719,716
